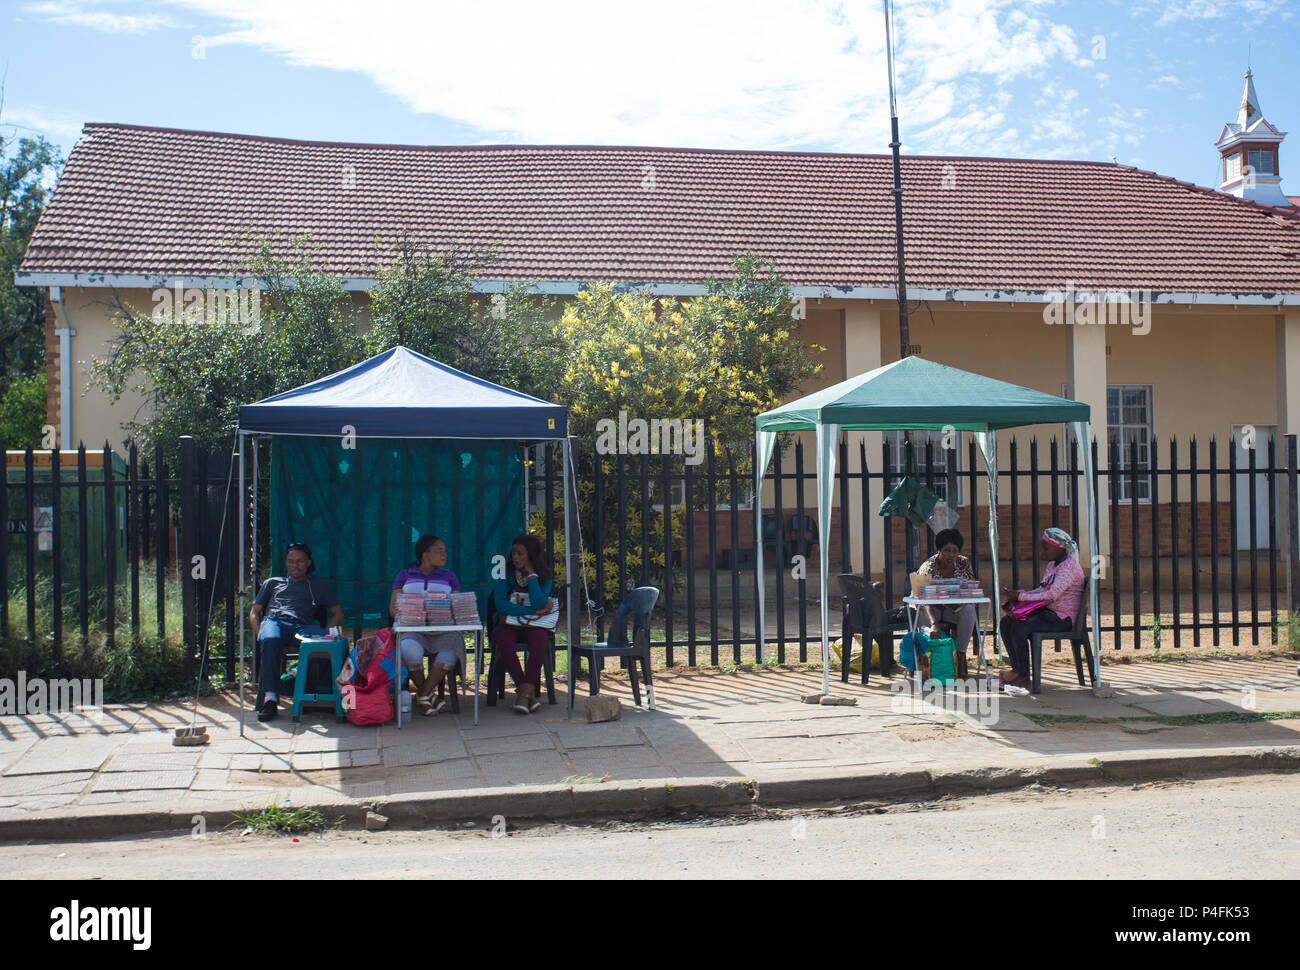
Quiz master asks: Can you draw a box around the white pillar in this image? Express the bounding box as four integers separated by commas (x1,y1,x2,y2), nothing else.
1275,311,1300,435
1067,322,1110,564
843,303,883,576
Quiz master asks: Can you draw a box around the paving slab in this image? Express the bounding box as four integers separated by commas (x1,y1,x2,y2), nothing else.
4,737,125,775
547,722,645,748
0,771,94,796
476,751,573,787
976,711,1049,734
90,769,196,792
1129,696,1242,717
566,745,667,773
466,734,558,757
101,751,206,772
387,760,479,793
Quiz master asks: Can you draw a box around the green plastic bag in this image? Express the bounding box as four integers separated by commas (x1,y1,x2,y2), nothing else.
927,635,958,685
877,443,941,528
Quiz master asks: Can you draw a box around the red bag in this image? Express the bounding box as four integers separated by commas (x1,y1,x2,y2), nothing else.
345,629,396,727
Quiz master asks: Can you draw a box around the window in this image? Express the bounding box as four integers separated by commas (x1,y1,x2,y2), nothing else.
884,429,963,505
1225,153,1241,180
1107,385,1153,502
1247,150,1275,176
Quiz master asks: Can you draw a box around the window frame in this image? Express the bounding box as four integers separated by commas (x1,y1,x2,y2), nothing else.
1107,383,1155,505
883,429,965,507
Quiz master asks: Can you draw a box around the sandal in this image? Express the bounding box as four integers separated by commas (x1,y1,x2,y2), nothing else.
417,696,447,717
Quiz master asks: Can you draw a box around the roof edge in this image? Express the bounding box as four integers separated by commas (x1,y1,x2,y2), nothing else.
17,272,1300,305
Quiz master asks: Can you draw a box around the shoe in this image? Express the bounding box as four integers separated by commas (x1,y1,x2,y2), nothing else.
528,684,542,712
257,698,278,722
513,684,532,714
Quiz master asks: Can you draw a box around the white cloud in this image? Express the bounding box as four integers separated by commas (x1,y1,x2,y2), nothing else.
130,0,1095,157
22,0,179,33
1,105,85,139
1136,0,1290,26
1155,74,1182,86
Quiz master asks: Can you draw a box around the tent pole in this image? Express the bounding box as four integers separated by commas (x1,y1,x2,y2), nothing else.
238,431,245,737
815,424,839,696
563,436,577,717
1079,421,1102,687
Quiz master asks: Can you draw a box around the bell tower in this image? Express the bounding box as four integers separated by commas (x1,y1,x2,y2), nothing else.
1215,69,1289,206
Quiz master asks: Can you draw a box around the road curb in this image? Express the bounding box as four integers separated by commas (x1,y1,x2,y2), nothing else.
3,746,1298,843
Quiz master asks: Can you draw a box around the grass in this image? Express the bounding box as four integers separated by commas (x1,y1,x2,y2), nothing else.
229,803,343,834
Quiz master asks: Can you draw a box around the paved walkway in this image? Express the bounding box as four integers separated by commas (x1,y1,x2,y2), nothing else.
1,657,1298,835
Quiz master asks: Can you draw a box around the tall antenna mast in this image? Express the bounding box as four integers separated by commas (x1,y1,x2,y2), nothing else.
883,0,910,361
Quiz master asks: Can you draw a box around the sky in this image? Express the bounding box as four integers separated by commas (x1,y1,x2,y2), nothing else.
1,0,1298,193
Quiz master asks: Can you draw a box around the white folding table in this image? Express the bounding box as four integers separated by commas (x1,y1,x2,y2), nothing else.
901,595,999,693
389,624,485,727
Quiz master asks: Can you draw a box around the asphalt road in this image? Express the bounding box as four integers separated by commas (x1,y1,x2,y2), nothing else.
4,773,1299,880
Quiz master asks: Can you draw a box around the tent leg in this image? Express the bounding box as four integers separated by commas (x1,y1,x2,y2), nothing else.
563,437,577,717
238,431,246,737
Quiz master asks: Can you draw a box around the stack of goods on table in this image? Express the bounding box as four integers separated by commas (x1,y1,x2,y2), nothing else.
919,578,983,600
424,592,453,626
450,592,480,625
395,592,426,626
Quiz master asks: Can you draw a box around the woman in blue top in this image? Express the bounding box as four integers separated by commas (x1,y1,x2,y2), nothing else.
391,534,465,716
491,533,556,714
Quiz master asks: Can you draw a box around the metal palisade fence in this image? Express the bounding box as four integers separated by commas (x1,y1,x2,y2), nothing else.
2,432,1298,675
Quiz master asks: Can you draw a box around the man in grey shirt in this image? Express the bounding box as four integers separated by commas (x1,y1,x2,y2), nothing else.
249,542,344,721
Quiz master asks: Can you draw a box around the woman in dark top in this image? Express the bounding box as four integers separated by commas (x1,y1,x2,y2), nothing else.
491,534,556,713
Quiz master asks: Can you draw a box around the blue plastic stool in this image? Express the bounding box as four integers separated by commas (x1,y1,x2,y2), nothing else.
292,636,349,722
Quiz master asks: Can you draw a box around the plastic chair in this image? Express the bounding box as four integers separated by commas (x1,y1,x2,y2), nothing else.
485,600,558,706
571,587,659,708
788,515,818,553
837,574,898,685
292,636,348,722
1030,603,1095,695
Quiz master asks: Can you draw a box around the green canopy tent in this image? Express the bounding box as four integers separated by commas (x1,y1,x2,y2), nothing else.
754,355,1100,696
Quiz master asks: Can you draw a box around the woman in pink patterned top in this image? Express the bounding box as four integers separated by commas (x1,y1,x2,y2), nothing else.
997,527,1085,688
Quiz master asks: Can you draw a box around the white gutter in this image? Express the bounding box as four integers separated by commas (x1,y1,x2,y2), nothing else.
15,271,1300,306
49,286,75,449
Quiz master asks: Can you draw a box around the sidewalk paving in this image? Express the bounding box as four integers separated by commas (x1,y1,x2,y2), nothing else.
1,657,1298,839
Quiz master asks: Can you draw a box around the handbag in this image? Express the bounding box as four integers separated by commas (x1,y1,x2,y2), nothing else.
503,591,560,630
1006,600,1047,621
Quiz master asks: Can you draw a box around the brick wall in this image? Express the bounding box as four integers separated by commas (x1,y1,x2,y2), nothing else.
681,502,1249,567
687,508,844,566
887,502,1239,561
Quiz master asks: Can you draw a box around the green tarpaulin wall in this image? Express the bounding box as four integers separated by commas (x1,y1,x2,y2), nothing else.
269,438,524,627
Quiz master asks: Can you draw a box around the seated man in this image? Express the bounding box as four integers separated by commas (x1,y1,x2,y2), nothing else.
249,542,344,722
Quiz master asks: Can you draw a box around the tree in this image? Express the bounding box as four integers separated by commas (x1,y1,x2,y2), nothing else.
0,370,45,449
0,129,63,381
365,234,563,397
89,236,362,461
543,254,825,601
558,253,823,452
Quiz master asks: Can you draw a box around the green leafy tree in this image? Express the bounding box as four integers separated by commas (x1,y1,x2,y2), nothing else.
90,236,362,461
0,127,63,380
365,234,563,397
545,254,824,604
0,370,45,448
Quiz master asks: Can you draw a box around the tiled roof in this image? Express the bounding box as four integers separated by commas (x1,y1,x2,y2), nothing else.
18,122,1300,294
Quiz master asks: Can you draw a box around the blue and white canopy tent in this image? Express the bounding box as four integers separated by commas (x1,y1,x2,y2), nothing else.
235,346,576,732
753,356,1101,696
